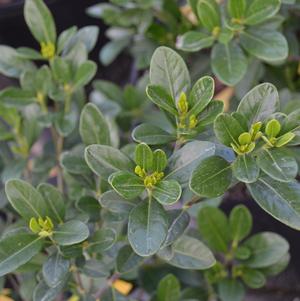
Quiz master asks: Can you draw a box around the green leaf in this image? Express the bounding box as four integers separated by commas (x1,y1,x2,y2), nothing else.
53,220,89,246
189,76,214,116
42,252,70,287
100,39,130,66
0,45,35,78
33,279,66,301
232,154,259,183
37,183,65,224
197,0,220,31
109,171,144,199
164,210,190,247
79,103,110,146
87,228,116,253
73,61,97,89
132,124,176,145
80,259,109,278
190,156,232,198
176,31,214,52
16,47,43,60
116,245,143,273
197,100,224,128
237,83,279,126
57,26,77,54
24,0,56,43
247,175,300,230
257,148,298,182
227,0,246,18
159,235,215,269
211,41,247,86
135,143,153,171
5,179,48,220
128,200,168,256
153,149,167,172
218,279,245,301
240,29,288,62
157,274,180,301
0,87,36,107
241,232,289,268
244,0,280,25
229,205,252,243
260,253,290,276
241,268,266,288
152,180,182,205
76,196,101,222
146,85,178,116
198,206,230,252
85,144,134,179
0,233,43,277
150,46,191,101
50,57,71,84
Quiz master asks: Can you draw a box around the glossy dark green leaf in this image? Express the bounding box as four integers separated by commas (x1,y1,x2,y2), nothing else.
24,0,56,43
237,83,279,126
33,279,66,301
232,154,259,183
109,171,144,199
76,196,101,222
116,245,143,273
87,228,116,253
132,124,176,145
198,206,230,252
80,259,109,278
256,148,298,182
37,183,65,224
241,232,289,268
176,31,214,52
150,46,190,101
128,200,168,256
218,279,245,301
229,205,252,243
159,235,215,270
240,29,288,62
211,42,247,86
0,233,43,277
247,175,300,230
53,220,89,246
197,100,224,128
153,180,182,205
190,156,232,198
5,179,48,220
157,274,180,301
85,144,134,179
42,252,70,287
80,103,110,146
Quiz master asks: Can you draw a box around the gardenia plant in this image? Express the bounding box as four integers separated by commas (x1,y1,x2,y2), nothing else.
0,1,298,301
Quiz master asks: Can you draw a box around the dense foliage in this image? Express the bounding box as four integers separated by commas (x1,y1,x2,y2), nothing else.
0,0,299,300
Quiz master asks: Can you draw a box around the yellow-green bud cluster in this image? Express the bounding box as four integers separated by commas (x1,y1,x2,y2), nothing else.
231,122,262,155
40,42,55,59
262,119,295,148
212,26,221,38
177,92,198,130
29,216,54,237
134,165,164,189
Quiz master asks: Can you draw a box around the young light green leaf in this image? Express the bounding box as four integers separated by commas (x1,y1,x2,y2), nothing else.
128,200,168,256
190,156,232,198
244,0,280,25
176,31,214,52
53,220,89,246
197,0,220,31
135,143,153,171
0,233,43,277
229,205,252,243
242,232,289,268
116,245,143,273
211,41,247,86
241,268,266,288
198,206,230,252
159,235,216,270
232,154,259,183
150,46,191,101
0,87,36,107
109,171,144,199
85,144,134,179
153,149,167,172
79,103,110,146
247,175,300,230
237,83,279,126
37,183,65,224
152,180,182,205
157,274,180,301
5,179,48,220
227,0,246,18
240,30,288,62
50,57,71,84
256,148,298,182
24,0,56,43
42,252,70,288
73,61,97,89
